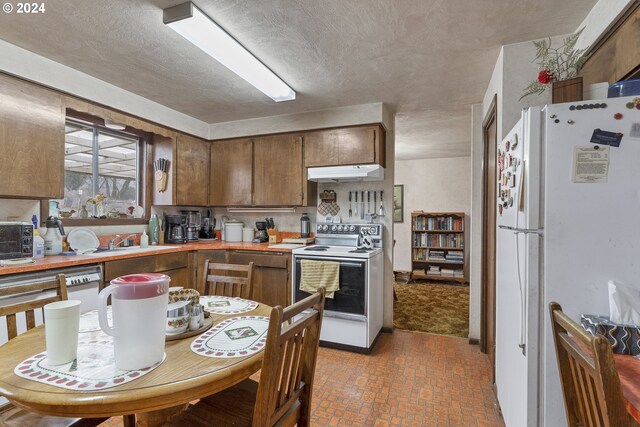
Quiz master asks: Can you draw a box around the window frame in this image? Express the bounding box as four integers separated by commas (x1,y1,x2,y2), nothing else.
41,114,150,226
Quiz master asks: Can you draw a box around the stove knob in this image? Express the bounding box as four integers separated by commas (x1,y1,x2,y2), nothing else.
318,225,325,232
369,227,377,235
349,225,356,232
340,225,346,231
331,225,338,232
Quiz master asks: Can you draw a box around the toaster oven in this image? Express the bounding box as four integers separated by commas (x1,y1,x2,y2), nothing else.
0,222,33,260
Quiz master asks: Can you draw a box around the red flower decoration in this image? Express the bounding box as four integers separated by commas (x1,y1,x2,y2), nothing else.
538,70,554,85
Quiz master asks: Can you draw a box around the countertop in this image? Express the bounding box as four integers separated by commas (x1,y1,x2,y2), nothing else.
0,240,296,276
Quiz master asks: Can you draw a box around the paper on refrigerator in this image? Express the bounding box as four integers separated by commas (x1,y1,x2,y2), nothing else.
571,145,609,183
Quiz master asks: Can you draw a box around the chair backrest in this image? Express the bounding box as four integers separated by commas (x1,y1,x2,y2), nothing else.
549,302,639,427
0,274,68,341
202,261,254,299
252,287,325,427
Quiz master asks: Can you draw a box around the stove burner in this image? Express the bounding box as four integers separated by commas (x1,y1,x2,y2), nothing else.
349,248,372,253
304,245,330,252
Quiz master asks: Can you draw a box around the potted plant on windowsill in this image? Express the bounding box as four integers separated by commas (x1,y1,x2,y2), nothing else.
87,194,107,218
520,29,588,103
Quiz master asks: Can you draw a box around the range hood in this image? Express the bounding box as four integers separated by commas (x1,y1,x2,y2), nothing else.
307,164,385,182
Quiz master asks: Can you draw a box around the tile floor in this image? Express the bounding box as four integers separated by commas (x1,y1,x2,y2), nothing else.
100,330,504,426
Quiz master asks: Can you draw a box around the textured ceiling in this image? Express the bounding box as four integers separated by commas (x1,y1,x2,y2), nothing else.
0,0,596,158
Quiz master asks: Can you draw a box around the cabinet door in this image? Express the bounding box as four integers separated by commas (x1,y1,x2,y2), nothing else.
210,139,253,206
253,135,303,206
176,134,210,206
303,125,385,167
228,251,291,307
163,267,190,288
0,74,65,198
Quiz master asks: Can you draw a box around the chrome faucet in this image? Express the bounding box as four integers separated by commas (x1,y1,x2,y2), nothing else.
108,234,137,250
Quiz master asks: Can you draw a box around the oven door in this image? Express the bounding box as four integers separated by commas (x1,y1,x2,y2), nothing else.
293,255,367,318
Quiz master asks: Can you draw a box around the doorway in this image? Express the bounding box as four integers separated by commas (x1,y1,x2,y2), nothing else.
481,95,498,383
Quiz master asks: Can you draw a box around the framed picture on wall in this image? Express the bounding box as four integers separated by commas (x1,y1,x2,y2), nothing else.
393,185,404,223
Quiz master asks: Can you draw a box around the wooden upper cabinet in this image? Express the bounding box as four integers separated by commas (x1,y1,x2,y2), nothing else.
210,139,253,206
579,5,640,86
0,74,65,198
176,134,210,206
253,135,304,206
152,133,210,206
303,124,385,168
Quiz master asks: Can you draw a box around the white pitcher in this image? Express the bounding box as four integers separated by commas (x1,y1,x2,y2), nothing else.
98,273,170,370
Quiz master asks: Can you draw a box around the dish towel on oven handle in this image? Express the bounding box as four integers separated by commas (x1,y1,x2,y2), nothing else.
300,259,340,298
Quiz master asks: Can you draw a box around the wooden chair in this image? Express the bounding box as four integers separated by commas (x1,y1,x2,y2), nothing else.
202,260,254,299
0,274,107,427
164,287,326,427
549,302,640,427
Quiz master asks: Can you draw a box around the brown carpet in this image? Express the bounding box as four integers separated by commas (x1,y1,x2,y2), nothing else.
393,281,469,338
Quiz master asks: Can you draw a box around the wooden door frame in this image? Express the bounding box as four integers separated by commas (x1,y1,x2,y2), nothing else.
480,94,498,354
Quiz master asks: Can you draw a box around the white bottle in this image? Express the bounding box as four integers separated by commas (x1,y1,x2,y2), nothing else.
140,229,149,248
33,229,45,259
43,217,64,256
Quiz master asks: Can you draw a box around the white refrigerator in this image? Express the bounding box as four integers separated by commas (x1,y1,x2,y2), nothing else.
495,95,640,427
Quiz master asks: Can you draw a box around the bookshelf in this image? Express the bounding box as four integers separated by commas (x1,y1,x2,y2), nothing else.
411,211,466,283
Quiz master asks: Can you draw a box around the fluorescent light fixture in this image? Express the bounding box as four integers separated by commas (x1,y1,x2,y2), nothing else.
163,2,296,102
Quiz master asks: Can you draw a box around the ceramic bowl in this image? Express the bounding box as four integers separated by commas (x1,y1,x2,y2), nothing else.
166,300,190,334
166,314,189,334
168,288,200,307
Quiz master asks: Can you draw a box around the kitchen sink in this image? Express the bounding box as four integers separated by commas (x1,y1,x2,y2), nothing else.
82,245,181,257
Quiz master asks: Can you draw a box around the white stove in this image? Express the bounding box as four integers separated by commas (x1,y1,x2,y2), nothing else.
293,245,383,259
292,223,384,353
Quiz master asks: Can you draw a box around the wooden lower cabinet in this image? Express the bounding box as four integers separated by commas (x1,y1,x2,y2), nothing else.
103,252,190,286
102,249,292,308
227,250,291,308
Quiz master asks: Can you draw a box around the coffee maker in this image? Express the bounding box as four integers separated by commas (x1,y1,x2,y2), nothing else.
255,220,269,243
181,210,201,242
164,215,187,244
199,209,216,239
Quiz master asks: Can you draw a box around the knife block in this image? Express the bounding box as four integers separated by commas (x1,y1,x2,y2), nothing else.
267,229,281,244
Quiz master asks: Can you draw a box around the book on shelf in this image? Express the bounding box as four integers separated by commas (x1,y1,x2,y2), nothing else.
441,268,455,277
445,250,464,261
453,270,464,278
413,215,464,231
428,250,445,261
413,233,464,248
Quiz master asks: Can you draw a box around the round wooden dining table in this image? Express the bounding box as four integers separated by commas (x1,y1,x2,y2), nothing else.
0,302,271,422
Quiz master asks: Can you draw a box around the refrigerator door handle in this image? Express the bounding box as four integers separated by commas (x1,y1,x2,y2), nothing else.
498,225,543,235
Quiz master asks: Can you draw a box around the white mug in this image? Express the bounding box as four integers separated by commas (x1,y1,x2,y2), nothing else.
98,274,170,371
44,300,81,365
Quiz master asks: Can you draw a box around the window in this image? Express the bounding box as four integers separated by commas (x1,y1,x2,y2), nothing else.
50,119,144,220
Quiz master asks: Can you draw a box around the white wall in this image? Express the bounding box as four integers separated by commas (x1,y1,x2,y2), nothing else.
470,39,555,341
393,157,471,277
469,103,483,341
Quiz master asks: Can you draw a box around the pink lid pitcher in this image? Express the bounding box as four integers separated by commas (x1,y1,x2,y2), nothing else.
98,273,170,370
